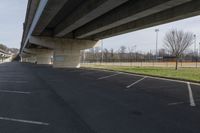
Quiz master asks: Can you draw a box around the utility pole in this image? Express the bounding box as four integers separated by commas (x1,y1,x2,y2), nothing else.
193,35,197,68
155,29,159,62
194,35,196,55
83,50,86,64
199,42,200,67
101,39,104,63
199,42,200,58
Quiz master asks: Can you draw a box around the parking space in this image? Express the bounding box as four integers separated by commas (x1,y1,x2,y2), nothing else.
0,62,200,133
0,62,95,133
78,69,198,107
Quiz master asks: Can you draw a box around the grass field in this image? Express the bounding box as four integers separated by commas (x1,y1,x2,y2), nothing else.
82,64,200,83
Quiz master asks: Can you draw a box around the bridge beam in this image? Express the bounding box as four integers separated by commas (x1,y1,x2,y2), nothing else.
74,0,191,39
54,0,128,37
87,0,200,39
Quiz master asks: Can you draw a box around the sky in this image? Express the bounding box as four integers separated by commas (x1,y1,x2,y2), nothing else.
0,0,200,53
0,0,27,49
103,16,200,54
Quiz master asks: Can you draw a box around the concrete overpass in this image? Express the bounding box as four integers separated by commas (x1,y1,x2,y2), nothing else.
0,49,11,58
0,49,12,63
20,0,200,68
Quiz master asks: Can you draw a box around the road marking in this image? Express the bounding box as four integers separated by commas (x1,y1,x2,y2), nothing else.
98,73,121,80
80,71,98,75
168,99,200,106
187,82,196,107
0,81,28,83
168,101,185,106
68,70,84,73
0,90,31,94
0,116,49,126
85,68,200,86
126,77,147,88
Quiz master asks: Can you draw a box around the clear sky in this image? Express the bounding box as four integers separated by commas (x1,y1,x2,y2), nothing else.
0,1,199,53
0,0,27,49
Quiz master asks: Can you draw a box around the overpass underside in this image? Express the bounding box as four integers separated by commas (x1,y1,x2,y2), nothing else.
20,0,200,68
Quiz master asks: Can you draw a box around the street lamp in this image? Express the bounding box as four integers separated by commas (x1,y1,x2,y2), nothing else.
193,34,197,68
199,42,200,63
101,39,104,63
199,42,200,57
155,29,159,61
194,34,197,55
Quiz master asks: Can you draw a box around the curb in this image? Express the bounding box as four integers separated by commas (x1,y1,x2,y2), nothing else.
81,67,200,86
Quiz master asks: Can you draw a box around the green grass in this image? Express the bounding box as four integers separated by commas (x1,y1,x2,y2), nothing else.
83,65,200,83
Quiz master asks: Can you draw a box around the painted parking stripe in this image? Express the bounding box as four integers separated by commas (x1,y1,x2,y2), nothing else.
0,116,49,126
0,90,31,94
168,101,185,106
90,69,200,86
68,69,84,73
187,82,196,107
126,77,147,88
0,81,28,83
98,73,121,80
168,99,200,106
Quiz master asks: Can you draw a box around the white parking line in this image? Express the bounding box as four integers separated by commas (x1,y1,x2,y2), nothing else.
187,82,196,107
98,73,121,80
0,81,28,83
0,90,31,94
87,68,200,86
126,77,147,88
168,99,200,106
80,71,98,75
68,70,84,73
168,101,185,106
0,116,49,126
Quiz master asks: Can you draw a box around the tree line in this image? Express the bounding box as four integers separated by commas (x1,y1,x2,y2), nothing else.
0,44,19,54
81,29,198,70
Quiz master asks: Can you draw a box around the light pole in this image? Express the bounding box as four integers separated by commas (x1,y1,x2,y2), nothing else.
198,42,200,57
155,29,159,62
193,34,197,68
199,42,200,65
199,42,200,58
194,34,197,55
101,39,104,63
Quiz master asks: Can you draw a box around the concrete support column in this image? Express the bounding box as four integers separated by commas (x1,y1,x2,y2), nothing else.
53,39,99,68
23,48,53,65
36,52,52,64
53,47,81,68
21,57,26,62
27,56,36,63
21,55,29,63
27,36,99,68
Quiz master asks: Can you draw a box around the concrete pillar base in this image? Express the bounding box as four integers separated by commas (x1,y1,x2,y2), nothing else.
27,56,36,63
23,49,53,65
21,57,26,62
52,40,99,68
25,37,99,68
53,49,80,68
36,53,52,64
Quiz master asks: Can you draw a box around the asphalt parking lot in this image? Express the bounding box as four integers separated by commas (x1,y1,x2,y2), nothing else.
0,62,199,133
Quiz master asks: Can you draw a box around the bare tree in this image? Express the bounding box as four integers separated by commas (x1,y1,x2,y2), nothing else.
164,29,194,70
103,48,109,62
110,48,114,61
128,45,136,62
118,45,127,61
